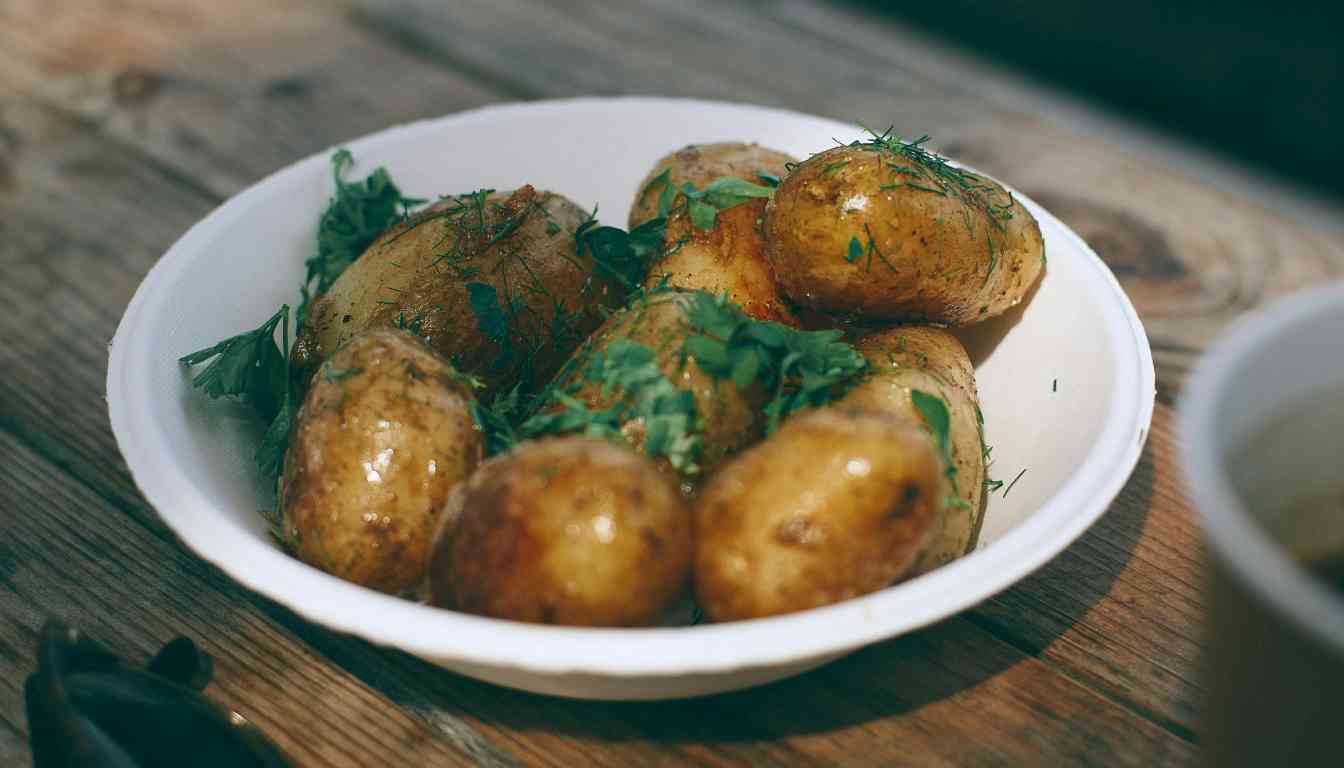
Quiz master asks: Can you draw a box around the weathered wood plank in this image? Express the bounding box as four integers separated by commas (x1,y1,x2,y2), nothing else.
974,405,1205,735
0,0,502,198
0,428,516,767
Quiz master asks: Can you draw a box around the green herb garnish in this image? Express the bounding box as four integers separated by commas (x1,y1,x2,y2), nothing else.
911,388,967,511
641,172,774,232
520,340,702,473
1004,468,1027,497
846,235,863,264
681,292,867,433
301,149,425,322
179,305,296,478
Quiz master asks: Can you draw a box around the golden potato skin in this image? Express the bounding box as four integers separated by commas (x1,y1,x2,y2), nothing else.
763,145,1044,324
629,143,795,229
631,143,800,326
281,329,484,596
694,409,948,622
293,186,620,396
550,291,764,477
842,326,986,573
427,437,691,626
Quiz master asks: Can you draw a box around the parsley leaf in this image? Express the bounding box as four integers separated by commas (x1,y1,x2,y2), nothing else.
521,340,702,473
179,305,296,478
911,389,970,510
575,214,664,290
300,149,425,321
681,292,868,433
466,282,510,346
679,177,774,231
846,235,863,263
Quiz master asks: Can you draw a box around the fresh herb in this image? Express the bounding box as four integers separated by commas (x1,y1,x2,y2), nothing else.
846,235,863,264
466,282,510,347
179,305,296,479
681,292,867,433
470,383,522,456
984,477,1005,494
1052,378,1058,392
854,127,1015,237
642,171,774,231
755,171,780,188
821,159,850,176
575,212,664,290
521,340,702,472
1004,468,1027,497
301,150,425,321
911,388,971,511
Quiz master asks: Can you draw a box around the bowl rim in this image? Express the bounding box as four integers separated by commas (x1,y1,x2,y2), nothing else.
1179,280,1344,655
107,96,1155,676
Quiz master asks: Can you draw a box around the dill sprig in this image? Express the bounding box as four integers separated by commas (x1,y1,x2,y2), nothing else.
641,170,774,231
855,127,1015,235
680,292,868,433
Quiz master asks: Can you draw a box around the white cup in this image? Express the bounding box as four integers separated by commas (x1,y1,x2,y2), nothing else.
1180,281,1344,766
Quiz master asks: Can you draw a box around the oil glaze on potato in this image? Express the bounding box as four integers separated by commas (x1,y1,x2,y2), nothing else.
842,326,986,572
631,143,800,325
427,437,691,626
549,290,764,477
764,144,1044,324
293,186,619,396
280,329,483,596
694,409,948,622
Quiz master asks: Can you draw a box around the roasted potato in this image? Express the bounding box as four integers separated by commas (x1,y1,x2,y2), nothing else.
293,186,621,397
630,143,800,325
426,437,691,626
842,326,986,572
280,329,484,595
694,409,948,621
764,143,1044,324
539,290,765,478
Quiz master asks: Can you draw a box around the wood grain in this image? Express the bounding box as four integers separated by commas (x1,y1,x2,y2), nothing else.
3,0,1339,763
0,428,514,766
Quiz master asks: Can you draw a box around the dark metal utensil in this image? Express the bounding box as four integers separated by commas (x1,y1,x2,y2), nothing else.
25,620,292,768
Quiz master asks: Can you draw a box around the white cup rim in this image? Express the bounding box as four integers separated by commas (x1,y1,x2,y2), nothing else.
1180,281,1344,655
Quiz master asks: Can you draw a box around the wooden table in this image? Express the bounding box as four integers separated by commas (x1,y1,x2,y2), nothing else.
3,1,1341,765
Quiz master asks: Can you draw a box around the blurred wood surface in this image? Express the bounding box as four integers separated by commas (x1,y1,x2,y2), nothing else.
1,0,1340,765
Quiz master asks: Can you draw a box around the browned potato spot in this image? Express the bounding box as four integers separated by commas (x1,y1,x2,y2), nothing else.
694,409,947,622
631,143,800,326
294,186,621,397
427,437,691,626
281,329,484,596
843,326,985,572
764,144,1044,324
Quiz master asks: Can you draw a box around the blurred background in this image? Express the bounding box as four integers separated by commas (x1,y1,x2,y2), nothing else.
845,0,1343,218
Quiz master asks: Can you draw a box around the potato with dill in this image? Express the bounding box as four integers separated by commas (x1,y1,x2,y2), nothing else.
763,132,1044,324
519,290,868,479
694,409,948,622
280,329,483,596
630,143,800,325
426,436,691,626
293,185,627,398
841,326,986,573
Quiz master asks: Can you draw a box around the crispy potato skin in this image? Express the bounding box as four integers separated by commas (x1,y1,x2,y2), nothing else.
764,145,1044,324
842,326,986,572
631,143,800,325
281,330,483,596
694,409,947,622
552,291,764,478
427,437,691,626
293,186,619,396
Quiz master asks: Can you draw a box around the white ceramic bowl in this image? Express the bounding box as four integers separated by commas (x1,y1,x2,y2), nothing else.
107,98,1154,700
